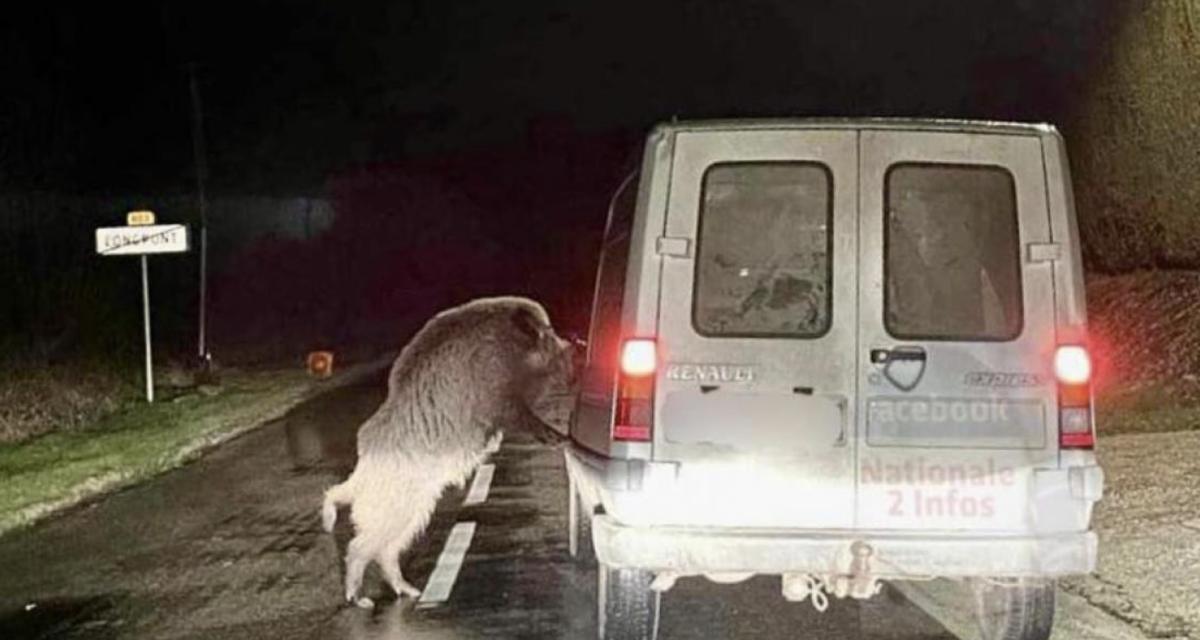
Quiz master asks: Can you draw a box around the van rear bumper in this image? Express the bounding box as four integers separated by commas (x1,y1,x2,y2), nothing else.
592,515,1097,578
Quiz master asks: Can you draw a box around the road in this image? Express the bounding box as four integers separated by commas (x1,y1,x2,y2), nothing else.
0,373,959,640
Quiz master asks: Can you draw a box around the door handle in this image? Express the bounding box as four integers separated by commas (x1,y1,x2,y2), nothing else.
871,346,928,391
833,396,848,446
869,346,927,364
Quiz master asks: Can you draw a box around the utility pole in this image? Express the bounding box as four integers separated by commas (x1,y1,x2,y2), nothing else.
188,63,211,367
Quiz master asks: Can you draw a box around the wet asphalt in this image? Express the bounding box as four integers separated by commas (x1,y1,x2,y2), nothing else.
0,373,959,639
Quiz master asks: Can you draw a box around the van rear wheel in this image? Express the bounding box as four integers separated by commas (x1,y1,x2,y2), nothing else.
973,578,1055,640
598,565,660,640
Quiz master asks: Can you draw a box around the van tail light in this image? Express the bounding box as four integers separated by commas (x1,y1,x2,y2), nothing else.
1054,345,1092,385
1055,345,1094,449
614,339,655,442
620,338,657,377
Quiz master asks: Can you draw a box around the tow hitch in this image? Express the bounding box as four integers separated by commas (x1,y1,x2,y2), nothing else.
782,541,883,611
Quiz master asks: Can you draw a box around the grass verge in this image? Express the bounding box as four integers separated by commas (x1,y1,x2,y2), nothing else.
0,361,136,444
1097,379,1200,436
0,359,387,536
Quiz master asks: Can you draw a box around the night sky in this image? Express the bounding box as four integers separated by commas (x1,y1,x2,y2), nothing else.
1,0,1139,359
1,0,1117,195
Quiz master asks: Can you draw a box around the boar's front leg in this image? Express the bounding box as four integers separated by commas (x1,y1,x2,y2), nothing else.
507,400,568,448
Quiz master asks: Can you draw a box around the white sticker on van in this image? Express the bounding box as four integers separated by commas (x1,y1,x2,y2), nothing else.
665,363,756,383
859,455,1029,527
866,397,1046,448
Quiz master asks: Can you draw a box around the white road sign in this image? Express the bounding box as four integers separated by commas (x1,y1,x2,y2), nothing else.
95,224,189,256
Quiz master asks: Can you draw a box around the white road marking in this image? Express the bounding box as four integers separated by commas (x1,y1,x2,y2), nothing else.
417,522,477,608
416,435,503,608
463,464,495,506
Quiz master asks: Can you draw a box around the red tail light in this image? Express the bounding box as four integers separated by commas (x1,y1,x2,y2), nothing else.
614,339,655,442
1054,345,1091,385
620,339,657,377
1055,345,1094,449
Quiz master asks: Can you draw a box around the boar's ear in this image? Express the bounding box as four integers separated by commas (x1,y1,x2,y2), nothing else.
510,307,543,345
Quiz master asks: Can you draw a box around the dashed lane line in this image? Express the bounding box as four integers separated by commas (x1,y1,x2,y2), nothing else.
417,521,477,608
463,464,495,506
417,439,505,608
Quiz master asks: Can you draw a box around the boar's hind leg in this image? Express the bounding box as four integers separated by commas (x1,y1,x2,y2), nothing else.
380,489,440,599
344,535,376,608
381,542,422,599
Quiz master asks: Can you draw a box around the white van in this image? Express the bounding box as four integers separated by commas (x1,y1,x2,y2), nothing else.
565,119,1104,640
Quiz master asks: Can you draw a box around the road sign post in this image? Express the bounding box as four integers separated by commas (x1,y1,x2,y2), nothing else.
141,255,154,402
96,213,190,403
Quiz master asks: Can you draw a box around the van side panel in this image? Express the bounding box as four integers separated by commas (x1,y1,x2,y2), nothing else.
622,127,672,373
1041,130,1088,330
1041,131,1102,478
571,128,673,459
612,127,673,459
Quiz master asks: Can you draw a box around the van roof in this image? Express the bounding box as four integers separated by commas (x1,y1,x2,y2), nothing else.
655,118,1058,138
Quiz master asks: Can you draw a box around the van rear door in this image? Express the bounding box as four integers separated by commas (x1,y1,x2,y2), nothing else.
856,130,1058,532
654,129,858,528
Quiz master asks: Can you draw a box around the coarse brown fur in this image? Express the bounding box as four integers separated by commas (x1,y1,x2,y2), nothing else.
321,296,574,607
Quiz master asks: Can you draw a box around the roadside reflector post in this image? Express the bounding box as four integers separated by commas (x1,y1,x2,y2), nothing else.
95,212,191,403
306,351,335,379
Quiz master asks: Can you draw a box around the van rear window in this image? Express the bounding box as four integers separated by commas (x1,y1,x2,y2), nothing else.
694,162,832,338
884,163,1023,341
